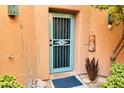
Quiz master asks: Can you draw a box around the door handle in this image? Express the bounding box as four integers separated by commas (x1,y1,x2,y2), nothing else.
50,39,52,46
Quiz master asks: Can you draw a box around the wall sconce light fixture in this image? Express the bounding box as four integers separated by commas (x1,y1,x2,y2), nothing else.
8,5,19,17
108,14,113,30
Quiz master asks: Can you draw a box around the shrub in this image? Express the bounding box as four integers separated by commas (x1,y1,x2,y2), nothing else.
101,62,124,88
0,75,24,88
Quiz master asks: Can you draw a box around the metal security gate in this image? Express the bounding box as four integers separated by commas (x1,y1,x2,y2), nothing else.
49,13,75,73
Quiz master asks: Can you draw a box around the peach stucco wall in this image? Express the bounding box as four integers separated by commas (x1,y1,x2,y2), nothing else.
89,8,123,76
0,5,35,85
33,5,124,79
0,5,123,85
34,5,91,80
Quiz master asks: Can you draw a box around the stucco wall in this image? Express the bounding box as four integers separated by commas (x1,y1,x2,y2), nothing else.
35,5,124,79
89,8,123,76
0,5,123,85
34,5,91,80
117,48,124,64
0,5,35,85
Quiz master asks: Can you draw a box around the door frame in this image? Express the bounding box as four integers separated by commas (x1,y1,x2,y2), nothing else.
49,12,75,74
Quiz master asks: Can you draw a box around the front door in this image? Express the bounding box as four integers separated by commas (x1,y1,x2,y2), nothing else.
49,12,75,73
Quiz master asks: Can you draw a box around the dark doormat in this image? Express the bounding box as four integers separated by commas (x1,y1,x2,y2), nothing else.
51,76,83,88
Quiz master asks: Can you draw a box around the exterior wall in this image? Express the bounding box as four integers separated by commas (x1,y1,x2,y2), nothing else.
34,5,91,80
34,6,50,80
0,5,123,85
117,48,124,64
0,5,35,85
35,5,124,79
89,8,123,76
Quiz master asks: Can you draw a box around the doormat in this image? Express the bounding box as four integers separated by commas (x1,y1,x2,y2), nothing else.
51,76,85,88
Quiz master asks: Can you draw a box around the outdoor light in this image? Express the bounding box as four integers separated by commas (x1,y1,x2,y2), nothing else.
8,5,19,17
108,24,112,30
108,14,113,30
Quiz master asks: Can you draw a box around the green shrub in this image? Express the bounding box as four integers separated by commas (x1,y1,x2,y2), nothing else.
101,62,124,88
0,75,24,88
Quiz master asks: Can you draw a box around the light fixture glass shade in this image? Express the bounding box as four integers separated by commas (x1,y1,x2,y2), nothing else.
108,24,112,30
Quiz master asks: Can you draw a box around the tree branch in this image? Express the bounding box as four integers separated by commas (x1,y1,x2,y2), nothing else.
112,40,124,59
113,21,124,53
111,21,124,63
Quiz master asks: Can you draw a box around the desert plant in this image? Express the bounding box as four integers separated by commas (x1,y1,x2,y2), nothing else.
101,62,124,88
0,75,24,88
85,57,99,81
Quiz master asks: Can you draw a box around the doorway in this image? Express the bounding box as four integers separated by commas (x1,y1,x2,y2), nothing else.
49,12,75,73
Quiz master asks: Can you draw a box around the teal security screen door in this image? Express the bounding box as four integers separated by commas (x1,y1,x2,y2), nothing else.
49,13,75,73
